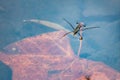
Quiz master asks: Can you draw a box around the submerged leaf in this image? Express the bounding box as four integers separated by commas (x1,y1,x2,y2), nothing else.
0,30,120,80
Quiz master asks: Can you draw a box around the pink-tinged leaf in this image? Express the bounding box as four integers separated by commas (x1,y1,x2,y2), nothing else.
3,30,74,57
0,30,120,80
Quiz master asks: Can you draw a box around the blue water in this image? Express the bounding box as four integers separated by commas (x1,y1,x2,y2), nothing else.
0,1,120,80
0,61,12,80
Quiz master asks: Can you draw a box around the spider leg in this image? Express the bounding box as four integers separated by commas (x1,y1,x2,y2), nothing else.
78,32,83,40
61,31,73,38
63,18,75,30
